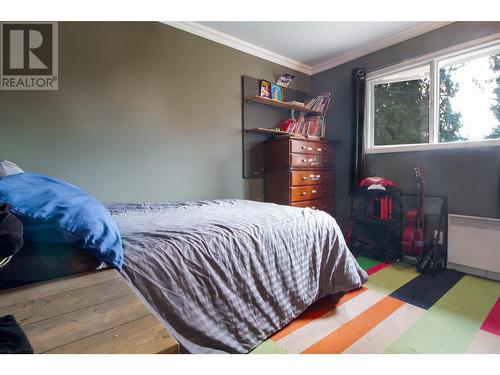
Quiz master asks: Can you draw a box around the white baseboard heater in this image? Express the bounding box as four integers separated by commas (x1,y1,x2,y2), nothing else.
448,214,500,281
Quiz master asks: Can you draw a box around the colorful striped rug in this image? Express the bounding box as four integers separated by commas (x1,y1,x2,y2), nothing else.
250,256,500,354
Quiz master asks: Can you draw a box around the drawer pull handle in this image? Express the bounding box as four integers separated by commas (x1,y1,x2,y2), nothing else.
317,148,322,152
302,159,307,163
311,206,317,210
312,190,317,194
301,192,307,196
307,147,313,151
301,145,307,149
302,176,307,180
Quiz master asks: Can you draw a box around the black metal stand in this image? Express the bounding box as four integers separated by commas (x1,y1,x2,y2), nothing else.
348,189,403,262
400,193,448,266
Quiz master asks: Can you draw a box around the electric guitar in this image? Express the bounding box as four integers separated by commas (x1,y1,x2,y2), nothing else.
402,165,425,256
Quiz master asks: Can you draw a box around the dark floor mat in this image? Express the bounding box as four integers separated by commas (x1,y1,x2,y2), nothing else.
389,269,465,310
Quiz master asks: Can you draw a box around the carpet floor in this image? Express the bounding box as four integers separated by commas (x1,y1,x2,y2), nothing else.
250,256,500,354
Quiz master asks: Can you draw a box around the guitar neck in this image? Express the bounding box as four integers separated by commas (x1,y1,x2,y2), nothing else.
418,182,425,213
416,165,426,215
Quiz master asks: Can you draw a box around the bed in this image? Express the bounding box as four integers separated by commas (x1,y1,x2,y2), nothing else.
108,199,368,354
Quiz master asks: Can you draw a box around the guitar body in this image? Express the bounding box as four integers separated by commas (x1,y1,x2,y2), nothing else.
401,165,426,256
402,209,424,256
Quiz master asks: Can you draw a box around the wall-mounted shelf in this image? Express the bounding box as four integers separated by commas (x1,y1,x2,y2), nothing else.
245,128,323,140
242,75,312,179
247,96,323,114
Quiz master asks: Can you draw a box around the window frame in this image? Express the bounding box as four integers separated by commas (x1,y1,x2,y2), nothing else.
364,33,500,154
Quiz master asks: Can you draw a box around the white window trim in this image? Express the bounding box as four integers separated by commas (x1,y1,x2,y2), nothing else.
364,32,500,154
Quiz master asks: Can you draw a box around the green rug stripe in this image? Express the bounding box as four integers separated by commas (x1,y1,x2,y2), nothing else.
356,256,381,271
249,339,287,354
365,264,420,295
385,275,500,354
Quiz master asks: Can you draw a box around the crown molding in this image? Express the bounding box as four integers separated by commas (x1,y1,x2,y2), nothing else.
163,21,454,77
162,21,312,75
310,22,454,74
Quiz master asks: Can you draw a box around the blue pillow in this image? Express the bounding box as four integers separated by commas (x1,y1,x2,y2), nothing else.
0,173,123,268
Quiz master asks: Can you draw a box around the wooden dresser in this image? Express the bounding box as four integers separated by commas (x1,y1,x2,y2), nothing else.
264,136,334,213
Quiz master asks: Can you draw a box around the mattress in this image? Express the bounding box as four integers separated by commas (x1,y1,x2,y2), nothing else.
108,199,368,353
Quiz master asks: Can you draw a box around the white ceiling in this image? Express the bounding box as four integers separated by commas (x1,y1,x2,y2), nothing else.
200,22,419,66
166,22,453,74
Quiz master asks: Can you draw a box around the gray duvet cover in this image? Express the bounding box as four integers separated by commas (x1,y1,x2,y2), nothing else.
108,199,367,353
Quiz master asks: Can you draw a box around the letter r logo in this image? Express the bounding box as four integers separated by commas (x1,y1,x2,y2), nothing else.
2,23,53,75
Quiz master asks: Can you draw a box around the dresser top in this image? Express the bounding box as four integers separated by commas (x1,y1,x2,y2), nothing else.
265,135,333,144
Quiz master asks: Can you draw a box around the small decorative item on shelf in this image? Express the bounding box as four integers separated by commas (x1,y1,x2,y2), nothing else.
276,73,295,88
259,80,271,99
271,84,283,101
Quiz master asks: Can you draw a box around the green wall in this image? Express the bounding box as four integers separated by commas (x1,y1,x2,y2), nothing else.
0,22,310,202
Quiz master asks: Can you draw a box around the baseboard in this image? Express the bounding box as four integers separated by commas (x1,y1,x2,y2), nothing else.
447,262,500,282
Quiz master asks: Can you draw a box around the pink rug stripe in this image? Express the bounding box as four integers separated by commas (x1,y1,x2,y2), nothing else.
367,262,390,275
481,297,500,336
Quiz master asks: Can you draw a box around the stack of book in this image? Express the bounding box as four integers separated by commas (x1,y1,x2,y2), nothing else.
305,93,331,113
274,92,332,138
279,114,325,138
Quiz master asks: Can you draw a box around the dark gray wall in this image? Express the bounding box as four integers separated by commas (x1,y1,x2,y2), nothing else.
312,22,500,230
0,22,310,203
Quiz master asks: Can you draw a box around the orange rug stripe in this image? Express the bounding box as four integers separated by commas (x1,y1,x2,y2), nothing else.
271,287,367,341
301,295,405,354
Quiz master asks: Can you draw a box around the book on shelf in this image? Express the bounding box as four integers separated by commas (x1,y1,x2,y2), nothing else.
287,100,305,106
278,113,326,138
305,92,331,114
267,92,331,138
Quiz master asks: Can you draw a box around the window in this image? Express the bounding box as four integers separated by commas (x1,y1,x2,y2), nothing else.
373,65,430,146
365,38,500,153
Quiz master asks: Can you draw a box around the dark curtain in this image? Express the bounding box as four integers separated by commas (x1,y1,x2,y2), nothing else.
351,68,366,193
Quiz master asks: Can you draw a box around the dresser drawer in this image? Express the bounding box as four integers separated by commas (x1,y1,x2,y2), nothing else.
291,198,333,212
290,170,333,186
290,139,334,155
290,184,332,202
290,154,333,169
